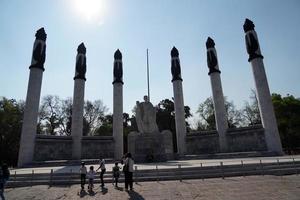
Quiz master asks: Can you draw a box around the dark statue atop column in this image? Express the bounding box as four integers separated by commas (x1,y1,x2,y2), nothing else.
243,18,264,62
171,46,183,82
206,37,221,75
29,28,47,71
113,49,123,84
74,43,87,80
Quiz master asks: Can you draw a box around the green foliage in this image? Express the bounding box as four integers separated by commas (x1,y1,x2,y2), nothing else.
272,93,300,152
0,97,24,166
242,89,261,126
156,98,192,152
196,97,242,130
94,114,113,136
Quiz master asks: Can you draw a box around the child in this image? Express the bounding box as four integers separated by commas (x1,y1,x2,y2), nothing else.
112,162,121,187
79,162,87,190
87,166,96,192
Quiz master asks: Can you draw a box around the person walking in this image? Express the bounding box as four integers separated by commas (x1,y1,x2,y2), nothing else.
0,163,9,200
87,166,96,192
112,162,121,188
123,153,134,191
96,158,106,188
79,162,87,190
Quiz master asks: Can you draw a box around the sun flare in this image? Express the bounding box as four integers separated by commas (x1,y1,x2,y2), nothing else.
74,0,105,23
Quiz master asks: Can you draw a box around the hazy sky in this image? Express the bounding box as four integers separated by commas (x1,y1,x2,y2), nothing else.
1,0,300,126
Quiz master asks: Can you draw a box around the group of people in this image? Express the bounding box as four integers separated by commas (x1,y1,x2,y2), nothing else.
0,163,10,200
79,152,134,192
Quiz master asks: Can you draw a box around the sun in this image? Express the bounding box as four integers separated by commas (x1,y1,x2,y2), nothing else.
74,0,104,22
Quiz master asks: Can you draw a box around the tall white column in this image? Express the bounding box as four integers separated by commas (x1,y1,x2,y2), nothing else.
206,37,228,152
71,43,87,160
18,28,47,167
171,47,186,155
113,49,124,159
243,19,283,155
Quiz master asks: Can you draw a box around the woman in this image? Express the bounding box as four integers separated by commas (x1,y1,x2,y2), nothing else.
123,153,134,191
96,158,106,188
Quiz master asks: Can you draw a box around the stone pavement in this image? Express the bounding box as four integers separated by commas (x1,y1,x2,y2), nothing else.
4,175,300,200
11,155,300,174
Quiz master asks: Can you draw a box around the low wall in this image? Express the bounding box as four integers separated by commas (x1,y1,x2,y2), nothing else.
34,135,114,161
186,126,267,154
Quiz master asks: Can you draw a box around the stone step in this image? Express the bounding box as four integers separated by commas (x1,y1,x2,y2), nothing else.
6,167,300,188
181,151,276,160
6,162,300,188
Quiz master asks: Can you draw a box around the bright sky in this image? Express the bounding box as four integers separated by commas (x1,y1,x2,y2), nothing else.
1,0,300,125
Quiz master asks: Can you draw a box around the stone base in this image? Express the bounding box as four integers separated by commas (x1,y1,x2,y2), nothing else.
34,135,114,161
186,126,268,155
128,130,174,163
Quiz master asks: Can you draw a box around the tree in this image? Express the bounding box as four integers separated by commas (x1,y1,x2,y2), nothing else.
39,95,62,135
196,97,242,130
83,100,108,136
156,98,192,152
60,98,72,136
272,93,300,153
94,114,113,136
0,97,24,166
196,97,216,130
242,89,261,126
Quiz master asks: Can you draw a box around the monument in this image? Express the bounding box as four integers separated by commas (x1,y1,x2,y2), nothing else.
18,28,47,167
71,43,87,160
113,49,124,159
206,37,228,152
19,20,284,165
243,19,283,155
128,95,174,162
171,47,187,155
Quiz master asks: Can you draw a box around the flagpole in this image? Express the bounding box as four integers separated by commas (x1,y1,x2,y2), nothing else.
147,48,150,102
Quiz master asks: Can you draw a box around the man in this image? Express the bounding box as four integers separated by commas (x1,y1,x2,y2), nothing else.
96,158,106,188
0,163,9,200
123,153,134,191
79,162,87,190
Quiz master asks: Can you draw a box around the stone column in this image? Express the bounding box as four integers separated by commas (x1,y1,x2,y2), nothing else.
18,28,47,167
71,43,87,160
206,37,228,152
113,49,124,159
243,19,283,155
171,47,186,155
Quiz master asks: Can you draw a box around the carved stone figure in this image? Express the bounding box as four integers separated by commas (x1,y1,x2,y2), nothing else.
135,95,159,134
74,43,87,80
206,37,221,75
171,47,182,82
243,18,264,62
113,49,123,84
29,28,47,71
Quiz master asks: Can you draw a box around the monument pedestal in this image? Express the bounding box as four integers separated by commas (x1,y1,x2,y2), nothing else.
128,130,174,163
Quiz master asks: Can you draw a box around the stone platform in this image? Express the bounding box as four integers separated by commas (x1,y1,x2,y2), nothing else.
127,130,174,162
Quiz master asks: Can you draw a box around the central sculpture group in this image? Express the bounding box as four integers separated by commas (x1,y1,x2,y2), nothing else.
17,19,283,167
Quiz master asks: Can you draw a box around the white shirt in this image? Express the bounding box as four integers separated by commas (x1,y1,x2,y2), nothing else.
79,166,87,175
87,170,96,179
125,158,134,172
99,159,106,170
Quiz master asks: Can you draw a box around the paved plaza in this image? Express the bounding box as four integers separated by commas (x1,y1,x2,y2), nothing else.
4,175,300,200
